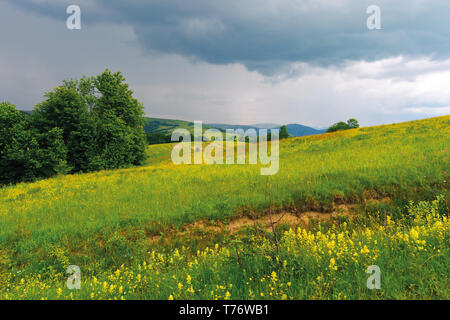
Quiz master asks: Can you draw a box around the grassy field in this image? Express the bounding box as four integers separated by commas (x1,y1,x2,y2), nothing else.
0,115,448,299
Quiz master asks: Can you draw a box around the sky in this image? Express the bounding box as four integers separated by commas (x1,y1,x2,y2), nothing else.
1,0,450,128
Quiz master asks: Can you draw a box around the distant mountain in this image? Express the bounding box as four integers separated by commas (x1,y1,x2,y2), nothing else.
206,122,325,137
285,124,326,137
251,123,280,129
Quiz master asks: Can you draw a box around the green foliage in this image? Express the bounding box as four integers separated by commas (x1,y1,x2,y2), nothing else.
1,70,147,185
147,132,172,145
32,82,95,173
32,69,147,172
0,102,67,185
327,118,360,133
347,118,359,129
279,125,290,139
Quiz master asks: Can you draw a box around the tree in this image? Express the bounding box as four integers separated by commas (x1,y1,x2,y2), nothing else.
347,118,360,129
327,121,349,133
32,81,95,173
279,125,290,139
91,70,147,168
327,118,360,133
31,69,147,172
0,102,67,185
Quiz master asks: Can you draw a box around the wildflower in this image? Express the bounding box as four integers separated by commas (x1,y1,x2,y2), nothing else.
271,271,278,283
360,245,370,255
410,229,419,240
329,258,337,271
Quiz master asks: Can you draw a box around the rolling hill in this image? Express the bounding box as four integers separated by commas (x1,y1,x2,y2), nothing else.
0,115,448,299
144,117,212,135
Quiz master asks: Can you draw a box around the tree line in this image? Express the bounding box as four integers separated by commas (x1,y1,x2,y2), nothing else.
0,69,147,186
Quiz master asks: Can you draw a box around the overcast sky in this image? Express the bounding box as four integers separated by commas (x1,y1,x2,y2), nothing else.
1,0,450,127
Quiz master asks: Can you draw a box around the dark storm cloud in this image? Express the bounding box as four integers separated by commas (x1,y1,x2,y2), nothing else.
8,0,450,74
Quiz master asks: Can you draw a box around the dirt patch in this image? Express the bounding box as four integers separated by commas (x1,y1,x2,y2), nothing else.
143,203,358,246
181,204,356,236
226,205,357,233
365,197,392,206
225,213,300,233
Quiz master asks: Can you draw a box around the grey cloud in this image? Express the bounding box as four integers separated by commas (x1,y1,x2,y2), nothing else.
1,0,450,128
8,0,450,74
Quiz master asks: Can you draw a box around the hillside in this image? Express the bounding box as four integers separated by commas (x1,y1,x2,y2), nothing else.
144,117,213,134
0,115,448,299
144,117,324,137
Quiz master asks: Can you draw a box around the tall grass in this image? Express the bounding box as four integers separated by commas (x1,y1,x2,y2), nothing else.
1,195,448,299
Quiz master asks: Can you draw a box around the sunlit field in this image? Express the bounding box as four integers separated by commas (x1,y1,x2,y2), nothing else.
0,115,449,299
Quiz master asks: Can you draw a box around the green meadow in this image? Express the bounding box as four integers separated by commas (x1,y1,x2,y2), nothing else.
0,115,448,299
